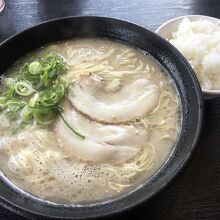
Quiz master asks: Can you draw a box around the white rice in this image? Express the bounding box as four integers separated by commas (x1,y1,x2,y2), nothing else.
170,18,220,90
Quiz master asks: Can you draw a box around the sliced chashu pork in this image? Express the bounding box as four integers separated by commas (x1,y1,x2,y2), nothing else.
55,101,147,164
69,74,159,123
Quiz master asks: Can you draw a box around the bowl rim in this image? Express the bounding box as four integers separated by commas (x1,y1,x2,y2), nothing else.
155,14,220,34
0,15,204,219
155,14,220,96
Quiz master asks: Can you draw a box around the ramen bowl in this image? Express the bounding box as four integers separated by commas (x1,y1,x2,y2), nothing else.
0,16,203,219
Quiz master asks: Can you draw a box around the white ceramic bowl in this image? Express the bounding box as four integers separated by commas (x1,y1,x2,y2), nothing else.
155,15,220,99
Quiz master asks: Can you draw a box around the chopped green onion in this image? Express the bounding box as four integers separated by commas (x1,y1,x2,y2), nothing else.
33,108,57,125
0,97,7,109
0,52,69,127
60,113,85,139
14,81,35,96
5,99,26,113
29,93,39,107
21,63,39,81
28,61,42,75
57,76,69,88
4,78,16,99
22,105,33,121
38,84,65,107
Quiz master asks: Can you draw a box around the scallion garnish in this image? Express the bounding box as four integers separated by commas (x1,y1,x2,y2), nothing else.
0,52,68,126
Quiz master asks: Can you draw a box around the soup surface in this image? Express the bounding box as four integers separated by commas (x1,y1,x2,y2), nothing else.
0,39,180,204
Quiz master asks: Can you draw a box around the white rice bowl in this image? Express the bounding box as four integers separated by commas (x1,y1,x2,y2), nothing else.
170,18,220,90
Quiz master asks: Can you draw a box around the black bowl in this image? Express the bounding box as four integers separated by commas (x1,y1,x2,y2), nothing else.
0,16,203,219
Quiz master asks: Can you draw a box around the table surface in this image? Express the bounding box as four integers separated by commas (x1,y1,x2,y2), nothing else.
0,0,220,219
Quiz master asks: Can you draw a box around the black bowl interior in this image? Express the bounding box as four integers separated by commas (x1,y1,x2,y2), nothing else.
0,16,203,219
